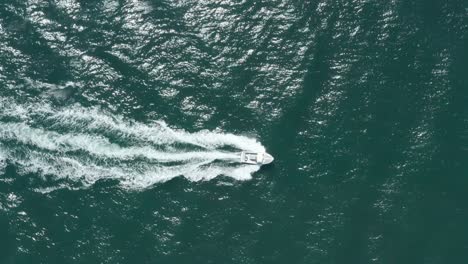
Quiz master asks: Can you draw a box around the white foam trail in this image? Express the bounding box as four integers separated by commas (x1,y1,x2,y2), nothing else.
0,123,239,162
12,149,257,189
0,98,264,190
0,98,265,151
49,110,265,151
0,144,6,171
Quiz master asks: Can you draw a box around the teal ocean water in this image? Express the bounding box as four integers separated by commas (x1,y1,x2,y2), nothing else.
1,0,468,263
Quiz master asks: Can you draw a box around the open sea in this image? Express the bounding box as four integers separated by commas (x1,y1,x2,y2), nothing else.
1,0,467,263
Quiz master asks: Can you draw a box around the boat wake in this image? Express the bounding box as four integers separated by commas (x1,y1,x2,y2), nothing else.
0,98,265,191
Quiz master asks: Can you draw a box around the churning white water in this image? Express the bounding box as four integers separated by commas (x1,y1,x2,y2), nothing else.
0,98,265,190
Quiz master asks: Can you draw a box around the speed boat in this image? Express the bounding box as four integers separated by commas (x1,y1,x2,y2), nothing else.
240,151,274,165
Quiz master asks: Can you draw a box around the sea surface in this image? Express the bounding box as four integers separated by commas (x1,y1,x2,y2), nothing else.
1,0,467,263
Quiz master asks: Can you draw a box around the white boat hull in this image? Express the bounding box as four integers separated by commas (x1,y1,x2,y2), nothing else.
240,151,274,165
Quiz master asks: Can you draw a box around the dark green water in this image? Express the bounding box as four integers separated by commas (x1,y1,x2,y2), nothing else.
1,0,468,263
